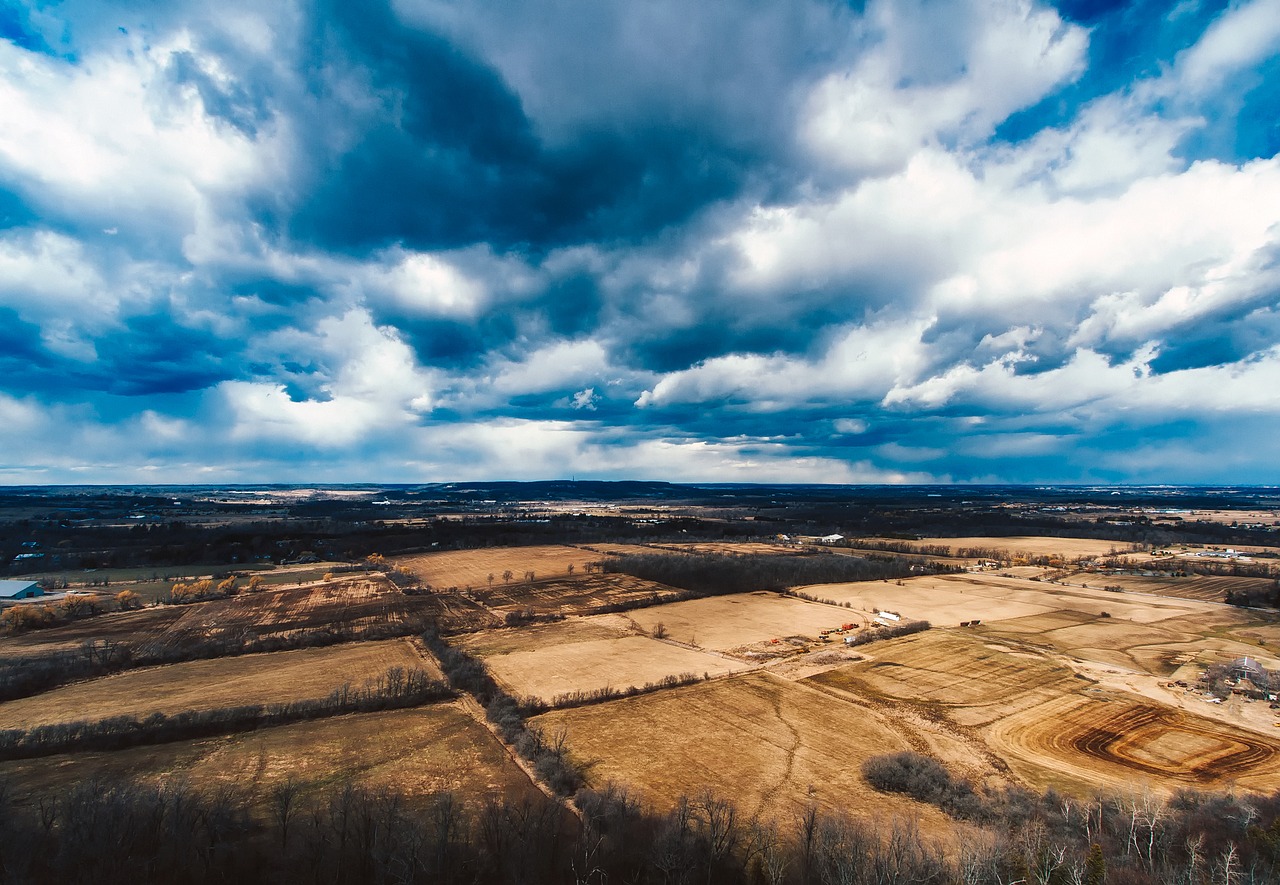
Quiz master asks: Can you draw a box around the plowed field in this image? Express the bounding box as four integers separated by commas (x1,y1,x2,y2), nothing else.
988,693,1280,795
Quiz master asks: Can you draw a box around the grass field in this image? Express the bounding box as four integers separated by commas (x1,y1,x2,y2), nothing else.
461,618,736,702
532,671,985,828
396,545,600,590
622,591,864,655
0,704,545,811
0,639,434,729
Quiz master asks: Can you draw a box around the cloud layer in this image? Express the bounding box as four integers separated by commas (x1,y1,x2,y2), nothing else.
1,0,1279,483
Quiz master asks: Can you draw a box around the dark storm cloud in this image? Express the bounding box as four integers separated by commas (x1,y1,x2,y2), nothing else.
278,0,869,257
285,1,768,255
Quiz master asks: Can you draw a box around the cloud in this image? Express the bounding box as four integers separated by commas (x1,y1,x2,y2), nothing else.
0,0,1278,484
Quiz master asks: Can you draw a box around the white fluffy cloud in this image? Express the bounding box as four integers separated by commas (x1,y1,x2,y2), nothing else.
804,0,1087,175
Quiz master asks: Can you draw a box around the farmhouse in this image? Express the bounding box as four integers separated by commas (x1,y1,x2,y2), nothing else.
0,580,44,600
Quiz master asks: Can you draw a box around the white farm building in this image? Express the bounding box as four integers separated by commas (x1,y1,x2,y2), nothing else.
0,580,44,600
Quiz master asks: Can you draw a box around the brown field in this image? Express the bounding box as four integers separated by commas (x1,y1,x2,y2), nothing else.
475,573,683,615
807,630,1078,713
461,619,737,702
1058,571,1276,602
532,671,992,828
0,639,433,729
798,626,1280,797
988,693,1280,795
796,572,1217,629
621,591,865,654
0,579,495,661
395,545,601,589
891,536,1142,560
0,704,545,811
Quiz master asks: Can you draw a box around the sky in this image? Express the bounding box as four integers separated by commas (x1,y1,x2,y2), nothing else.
1,0,1279,485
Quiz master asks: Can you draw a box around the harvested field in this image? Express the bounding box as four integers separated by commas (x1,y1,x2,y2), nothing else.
0,639,433,729
476,573,683,615
797,572,1216,630
622,591,865,654
0,704,545,812
532,671,986,828
396,545,599,590
893,536,1140,560
1059,572,1276,603
988,693,1280,795
807,630,1078,711
470,625,735,702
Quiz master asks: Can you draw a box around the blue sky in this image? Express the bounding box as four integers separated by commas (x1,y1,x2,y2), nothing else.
1,0,1279,484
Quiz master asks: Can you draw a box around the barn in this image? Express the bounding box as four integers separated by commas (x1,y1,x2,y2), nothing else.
0,580,44,600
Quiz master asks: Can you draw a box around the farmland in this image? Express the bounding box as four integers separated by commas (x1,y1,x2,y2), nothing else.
622,591,869,654
888,535,1143,560
0,639,431,729
460,618,736,702
395,544,600,590
0,576,494,663
472,573,684,615
532,671,983,829
0,703,544,811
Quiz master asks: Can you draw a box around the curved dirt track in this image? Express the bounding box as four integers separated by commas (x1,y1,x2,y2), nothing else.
989,694,1280,793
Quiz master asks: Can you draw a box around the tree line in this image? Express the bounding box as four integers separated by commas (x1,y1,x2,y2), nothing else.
0,768,1279,885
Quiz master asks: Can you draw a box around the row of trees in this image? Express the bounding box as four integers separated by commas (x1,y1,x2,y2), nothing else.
421,629,583,797
2,771,1279,885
